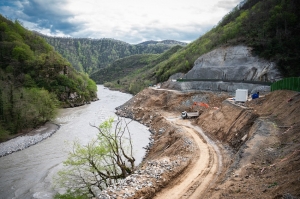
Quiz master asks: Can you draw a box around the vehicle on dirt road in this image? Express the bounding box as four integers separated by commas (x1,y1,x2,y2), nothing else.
181,111,200,119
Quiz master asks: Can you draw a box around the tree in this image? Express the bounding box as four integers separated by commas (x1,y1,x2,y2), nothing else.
55,117,135,198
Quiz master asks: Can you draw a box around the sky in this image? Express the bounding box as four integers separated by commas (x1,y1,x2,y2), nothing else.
0,0,243,44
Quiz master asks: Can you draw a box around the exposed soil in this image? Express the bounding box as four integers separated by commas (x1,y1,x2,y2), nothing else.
115,87,300,199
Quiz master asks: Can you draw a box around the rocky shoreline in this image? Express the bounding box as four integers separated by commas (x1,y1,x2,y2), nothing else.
98,157,190,199
0,122,60,157
92,89,199,199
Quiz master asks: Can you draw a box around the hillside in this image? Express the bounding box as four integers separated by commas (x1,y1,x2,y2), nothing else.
40,34,187,74
91,45,183,94
154,0,300,81
0,15,97,141
90,54,158,85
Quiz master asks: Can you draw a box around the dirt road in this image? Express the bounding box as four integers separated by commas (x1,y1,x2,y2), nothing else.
153,112,221,199
116,88,300,198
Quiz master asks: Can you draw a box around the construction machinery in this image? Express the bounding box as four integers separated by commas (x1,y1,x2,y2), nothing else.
181,111,200,119
181,102,209,119
191,102,209,109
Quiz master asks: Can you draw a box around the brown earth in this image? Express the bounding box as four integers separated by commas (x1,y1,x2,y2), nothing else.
115,87,300,199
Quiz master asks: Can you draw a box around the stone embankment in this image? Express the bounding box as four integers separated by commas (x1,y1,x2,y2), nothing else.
0,122,59,157
98,157,190,199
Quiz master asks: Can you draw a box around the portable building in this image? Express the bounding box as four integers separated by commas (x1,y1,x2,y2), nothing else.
235,89,248,102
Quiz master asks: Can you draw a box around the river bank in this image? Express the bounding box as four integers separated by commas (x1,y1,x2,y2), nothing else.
0,85,152,199
0,122,60,157
107,87,224,199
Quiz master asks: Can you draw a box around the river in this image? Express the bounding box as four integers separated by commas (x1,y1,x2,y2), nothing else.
0,85,150,199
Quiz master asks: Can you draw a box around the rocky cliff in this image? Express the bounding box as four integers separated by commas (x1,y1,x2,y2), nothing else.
187,45,281,81
165,45,282,93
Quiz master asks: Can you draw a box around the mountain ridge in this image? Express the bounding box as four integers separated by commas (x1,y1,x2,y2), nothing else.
38,33,187,74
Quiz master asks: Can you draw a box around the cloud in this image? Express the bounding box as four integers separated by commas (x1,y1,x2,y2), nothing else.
88,23,211,44
0,0,243,43
215,0,241,10
0,0,81,34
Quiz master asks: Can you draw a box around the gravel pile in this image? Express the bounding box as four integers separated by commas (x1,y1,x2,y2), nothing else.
0,123,59,157
97,157,189,199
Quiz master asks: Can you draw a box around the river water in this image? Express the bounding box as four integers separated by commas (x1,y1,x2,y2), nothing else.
0,85,150,199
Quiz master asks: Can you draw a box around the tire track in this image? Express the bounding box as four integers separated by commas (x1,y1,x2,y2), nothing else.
154,117,220,199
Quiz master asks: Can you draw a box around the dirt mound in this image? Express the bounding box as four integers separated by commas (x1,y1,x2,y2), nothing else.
214,90,300,199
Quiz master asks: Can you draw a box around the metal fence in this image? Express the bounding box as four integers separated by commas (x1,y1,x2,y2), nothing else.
271,77,300,92
176,78,272,85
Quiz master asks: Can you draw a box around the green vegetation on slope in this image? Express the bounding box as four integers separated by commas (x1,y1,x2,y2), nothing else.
41,35,187,74
92,45,183,94
0,15,97,140
90,54,158,84
155,0,300,81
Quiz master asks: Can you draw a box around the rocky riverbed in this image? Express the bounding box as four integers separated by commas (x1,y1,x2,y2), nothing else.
0,122,59,157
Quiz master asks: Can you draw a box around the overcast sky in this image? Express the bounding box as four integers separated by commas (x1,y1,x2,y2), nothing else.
0,0,243,44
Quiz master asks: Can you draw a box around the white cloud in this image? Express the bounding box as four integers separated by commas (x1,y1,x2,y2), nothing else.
0,0,243,43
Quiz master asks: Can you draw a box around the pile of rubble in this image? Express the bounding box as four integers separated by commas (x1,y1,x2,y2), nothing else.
97,157,190,199
0,123,59,157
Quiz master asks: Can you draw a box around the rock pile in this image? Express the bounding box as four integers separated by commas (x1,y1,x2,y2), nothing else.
0,123,59,157
97,157,190,199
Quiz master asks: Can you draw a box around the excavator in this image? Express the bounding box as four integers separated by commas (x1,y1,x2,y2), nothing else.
181,102,209,119
191,102,209,109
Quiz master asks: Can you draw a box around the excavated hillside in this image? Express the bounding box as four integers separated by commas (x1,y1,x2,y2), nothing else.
165,45,281,93
115,88,300,199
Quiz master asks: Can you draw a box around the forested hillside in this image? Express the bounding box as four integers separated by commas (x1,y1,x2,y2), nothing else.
0,15,97,141
155,0,300,81
91,54,158,85
91,45,183,94
40,35,187,74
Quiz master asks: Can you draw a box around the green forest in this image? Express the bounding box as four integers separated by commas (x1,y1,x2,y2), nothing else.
41,35,187,74
100,0,299,94
91,45,184,94
0,15,97,141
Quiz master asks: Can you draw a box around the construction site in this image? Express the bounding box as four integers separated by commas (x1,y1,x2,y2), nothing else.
115,86,300,199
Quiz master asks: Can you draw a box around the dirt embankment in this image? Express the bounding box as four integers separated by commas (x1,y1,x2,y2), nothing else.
116,88,300,199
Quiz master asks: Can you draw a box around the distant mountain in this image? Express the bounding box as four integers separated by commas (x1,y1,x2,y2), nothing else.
39,34,187,74
90,54,158,85
91,45,184,94
137,40,187,46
